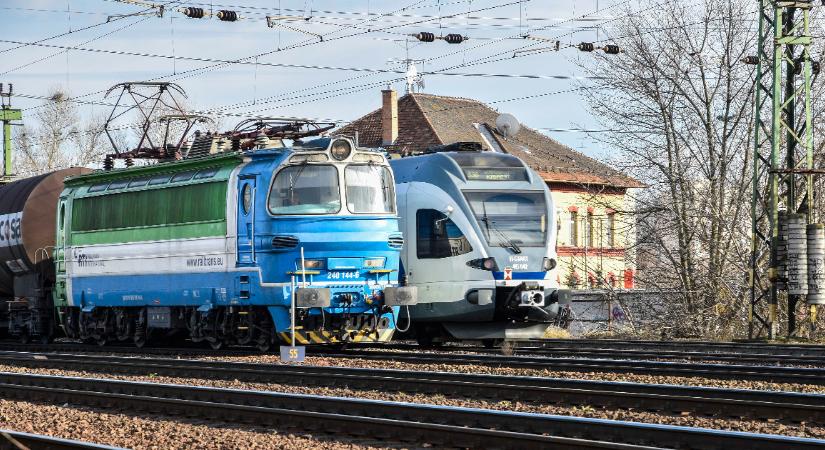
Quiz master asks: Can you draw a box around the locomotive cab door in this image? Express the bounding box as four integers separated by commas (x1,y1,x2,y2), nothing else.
236,177,257,266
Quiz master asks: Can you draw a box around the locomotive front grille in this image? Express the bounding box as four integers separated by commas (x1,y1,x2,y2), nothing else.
388,234,404,249
271,235,299,249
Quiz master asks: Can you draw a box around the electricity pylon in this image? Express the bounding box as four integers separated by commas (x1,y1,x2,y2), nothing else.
749,0,817,339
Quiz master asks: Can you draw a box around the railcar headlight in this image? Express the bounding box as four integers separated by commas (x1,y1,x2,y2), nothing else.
299,259,325,270
543,257,557,271
363,257,386,268
467,257,498,271
330,139,353,160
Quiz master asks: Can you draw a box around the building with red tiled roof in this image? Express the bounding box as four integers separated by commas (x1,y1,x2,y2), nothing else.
336,90,644,290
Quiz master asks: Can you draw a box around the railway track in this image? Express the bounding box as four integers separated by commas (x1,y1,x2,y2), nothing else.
0,429,123,449
323,349,825,384
535,339,825,358
370,342,825,365
2,341,825,384
0,351,823,425
2,370,823,450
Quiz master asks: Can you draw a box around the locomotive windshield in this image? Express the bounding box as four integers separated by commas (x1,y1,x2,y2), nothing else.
464,191,547,248
345,165,395,214
268,165,341,214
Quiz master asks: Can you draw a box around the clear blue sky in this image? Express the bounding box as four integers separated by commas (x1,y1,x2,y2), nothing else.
1,0,622,157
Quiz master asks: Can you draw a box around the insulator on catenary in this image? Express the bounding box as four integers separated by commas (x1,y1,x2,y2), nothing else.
578,42,595,52
444,33,465,44
217,10,238,21
787,213,809,295
103,155,114,171
777,209,789,290
603,44,621,54
808,223,825,304
415,32,435,42
741,56,759,65
814,61,821,75
182,7,205,18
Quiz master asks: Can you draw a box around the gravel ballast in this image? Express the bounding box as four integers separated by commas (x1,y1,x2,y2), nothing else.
0,398,385,450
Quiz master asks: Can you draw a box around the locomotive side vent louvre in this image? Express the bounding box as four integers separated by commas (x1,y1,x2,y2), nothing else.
272,235,300,249
388,233,404,249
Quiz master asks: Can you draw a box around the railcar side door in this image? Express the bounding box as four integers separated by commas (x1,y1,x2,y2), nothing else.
236,176,257,266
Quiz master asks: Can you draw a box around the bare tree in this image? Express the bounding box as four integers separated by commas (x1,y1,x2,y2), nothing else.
14,88,107,176
581,0,757,337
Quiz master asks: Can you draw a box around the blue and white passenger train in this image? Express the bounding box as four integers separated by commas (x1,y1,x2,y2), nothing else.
391,144,568,346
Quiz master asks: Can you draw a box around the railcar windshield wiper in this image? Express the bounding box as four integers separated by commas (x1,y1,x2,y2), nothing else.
481,201,521,254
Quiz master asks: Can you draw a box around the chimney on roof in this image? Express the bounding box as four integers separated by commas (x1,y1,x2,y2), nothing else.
381,88,398,145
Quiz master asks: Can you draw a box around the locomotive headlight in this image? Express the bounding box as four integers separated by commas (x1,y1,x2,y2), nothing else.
330,139,353,161
467,257,498,271
542,257,557,271
363,257,385,268
299,259,325,270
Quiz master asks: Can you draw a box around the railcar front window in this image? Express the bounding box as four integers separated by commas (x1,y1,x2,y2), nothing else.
464,191,547,248
268,165,341,215
345,165,395,214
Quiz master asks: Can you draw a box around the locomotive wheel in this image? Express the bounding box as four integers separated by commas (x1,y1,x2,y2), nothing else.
208,339,224,350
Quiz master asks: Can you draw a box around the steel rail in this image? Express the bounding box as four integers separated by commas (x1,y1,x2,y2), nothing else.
0,430,124,450
320,349,825,384
535,339,825,358
0,351,822,425
3,371,824,450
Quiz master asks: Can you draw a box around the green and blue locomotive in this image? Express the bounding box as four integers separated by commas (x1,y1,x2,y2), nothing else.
0,136,416,349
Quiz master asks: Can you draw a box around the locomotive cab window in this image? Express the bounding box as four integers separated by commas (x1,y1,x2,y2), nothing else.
416,209,472,259
345,165,395,214
268,165,341,215
241,183,252,215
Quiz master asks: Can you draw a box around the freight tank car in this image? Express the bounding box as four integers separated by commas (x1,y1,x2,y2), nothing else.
391,146,569,346
48,136,414,349
0,168,90,342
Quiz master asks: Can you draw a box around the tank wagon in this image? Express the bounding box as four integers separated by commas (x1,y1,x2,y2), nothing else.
391,145,569,346
3,136,415,349
0,168,90,342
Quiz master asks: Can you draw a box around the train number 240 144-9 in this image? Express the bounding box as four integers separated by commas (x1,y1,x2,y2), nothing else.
327,271,359,280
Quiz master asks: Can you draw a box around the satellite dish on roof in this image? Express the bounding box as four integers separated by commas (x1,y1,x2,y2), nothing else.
495,113,521,138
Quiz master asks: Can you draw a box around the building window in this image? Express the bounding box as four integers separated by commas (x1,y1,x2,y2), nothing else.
587,212,595,248
569,211,578,246
416,209,473,259
607,213,616,247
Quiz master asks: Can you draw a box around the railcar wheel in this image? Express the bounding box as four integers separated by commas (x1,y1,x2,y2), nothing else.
19,332,30,345
38,334,52,345
208,339,224,350
133,335,147,348
482,339,503,349
96,337,108,347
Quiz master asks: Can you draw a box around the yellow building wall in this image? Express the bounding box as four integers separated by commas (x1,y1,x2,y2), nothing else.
549,184,637,290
